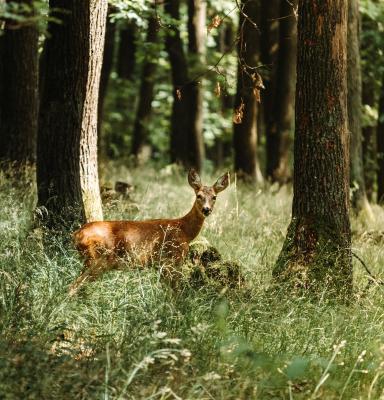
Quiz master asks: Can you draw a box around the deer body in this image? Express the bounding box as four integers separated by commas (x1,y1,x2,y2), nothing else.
69,169,229,294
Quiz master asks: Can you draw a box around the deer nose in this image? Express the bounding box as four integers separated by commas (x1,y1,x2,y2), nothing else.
202,207,211,216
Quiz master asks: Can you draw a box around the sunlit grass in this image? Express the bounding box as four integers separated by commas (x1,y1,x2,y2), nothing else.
1,164,384,399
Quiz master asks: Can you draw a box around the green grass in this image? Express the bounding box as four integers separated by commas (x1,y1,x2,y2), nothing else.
1,165,384,399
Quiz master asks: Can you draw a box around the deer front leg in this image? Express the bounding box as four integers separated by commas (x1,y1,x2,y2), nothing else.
69,257,111,296
159,242,189,291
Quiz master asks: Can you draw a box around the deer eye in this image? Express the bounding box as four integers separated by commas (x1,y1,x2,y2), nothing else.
213,196,217,200
197,194,203,200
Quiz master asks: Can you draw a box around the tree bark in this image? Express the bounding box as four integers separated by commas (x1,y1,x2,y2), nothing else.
117,21,136,80
233,0,263,182
164,0,204,171
271,0,298,183
347,0,372,216
273,0,352,297
0,0,39,166
36,0,106,229
260,0,280,180
131,14,159,162
211,22,234,167
165,0,189,166
362,80,376,201
378,74,384,203
98,9,116,150
187,0,206,172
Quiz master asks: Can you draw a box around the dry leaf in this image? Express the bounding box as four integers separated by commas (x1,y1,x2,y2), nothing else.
251,72,264,102
207,15,222,33
214,82,221,97
233,100,245,124
251,72,265,89
253,88,261,103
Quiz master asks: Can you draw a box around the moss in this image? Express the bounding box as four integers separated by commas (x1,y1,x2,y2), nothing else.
273,216,352,297
185,243,246,291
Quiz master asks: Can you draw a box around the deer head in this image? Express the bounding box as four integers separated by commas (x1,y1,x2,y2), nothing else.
188,169,229,217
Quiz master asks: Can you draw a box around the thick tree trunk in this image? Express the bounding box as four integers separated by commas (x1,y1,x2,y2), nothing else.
362,80,376,201
164,0,203,171
98,10,116,149
131,15,159,163
117,21,136,80
273,0,352,296
260,0,280,180
271,0,297,183
211,23,234,167
36,0,106,229
165,0,189,166
233,0,263,182
347,0,372,216
378,75,384,203
0,0,39,166
187,0,206,172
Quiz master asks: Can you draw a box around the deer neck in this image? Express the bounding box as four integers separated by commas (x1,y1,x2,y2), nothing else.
180,201,205,243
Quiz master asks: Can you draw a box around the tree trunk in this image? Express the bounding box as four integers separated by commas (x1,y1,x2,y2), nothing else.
117,21,136,80
273,0,352,297
36,0,106,230
219,22,235,113
233,0,263,182
165,0,189,166
362,80,376,201
0,0,39,167
347,0,372,216
211,22,234,167
164,0,203,171
187,0,206,172
271,0,298,183
98,9,116,151
378,74,384,203
260,0,280,180
131,14,159,163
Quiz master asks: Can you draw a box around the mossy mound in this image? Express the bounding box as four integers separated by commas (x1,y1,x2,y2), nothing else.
185,243,246,290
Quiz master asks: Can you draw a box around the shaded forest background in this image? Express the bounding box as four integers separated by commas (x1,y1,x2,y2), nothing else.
1,0,383,199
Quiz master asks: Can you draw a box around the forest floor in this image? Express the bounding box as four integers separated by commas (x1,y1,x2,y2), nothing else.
1,164,384,399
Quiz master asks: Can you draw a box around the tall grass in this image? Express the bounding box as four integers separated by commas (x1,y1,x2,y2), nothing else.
1,165,384,399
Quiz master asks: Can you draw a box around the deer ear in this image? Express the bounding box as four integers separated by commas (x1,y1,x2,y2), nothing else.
213,172,229,193
188,168,202,191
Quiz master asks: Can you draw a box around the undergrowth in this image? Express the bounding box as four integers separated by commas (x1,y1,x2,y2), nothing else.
1,165,384,399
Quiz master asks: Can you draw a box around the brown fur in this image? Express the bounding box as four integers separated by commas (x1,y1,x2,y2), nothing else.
69,169,229,295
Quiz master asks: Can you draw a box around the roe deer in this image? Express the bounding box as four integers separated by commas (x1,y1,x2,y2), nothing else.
69,169,229,295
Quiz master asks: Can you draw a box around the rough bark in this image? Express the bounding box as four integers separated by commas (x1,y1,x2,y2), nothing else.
211,23,234,167
117,21,136,80
271,0,298,183
131,15,159,163
362,80,376,201
165,0,189,166
273,0,352,297
187,0,206,172
37,0,106,229
260,0,280,180
164,0,203,171
378,75,384,203
0,0,39,166
233,0,263,182
98,9,116,147
347,0,372,215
